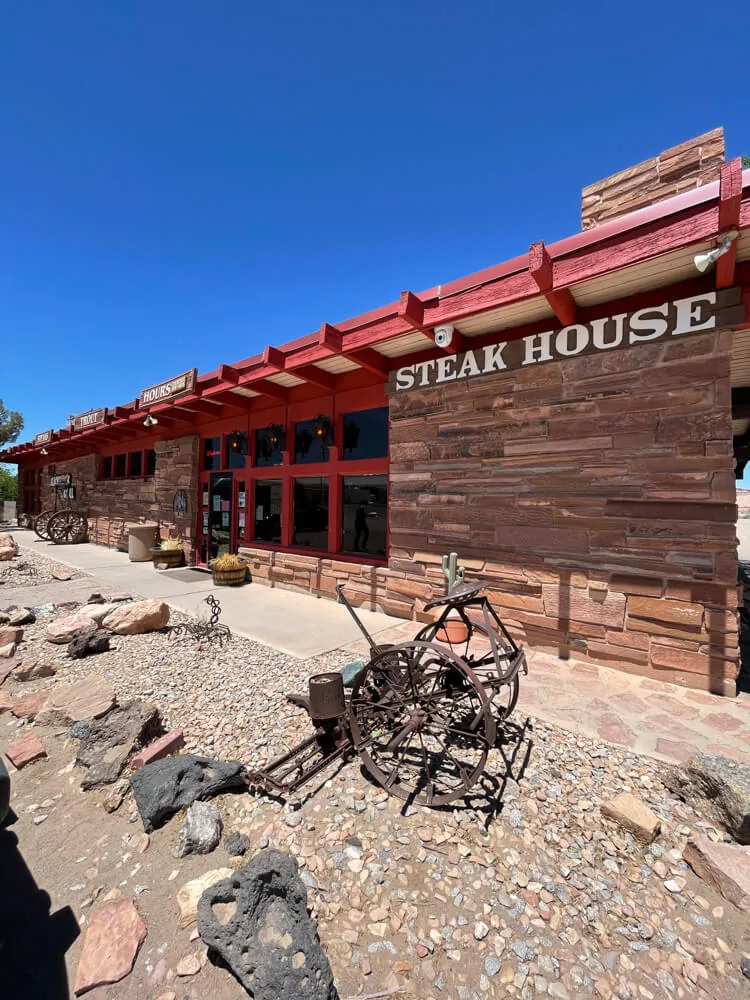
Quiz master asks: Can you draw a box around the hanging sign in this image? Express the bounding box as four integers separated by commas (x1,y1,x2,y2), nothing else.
389,288,745,393
50,473,72,487
34,430,53,446
71,407,107,431
139,369,197,407
62,486,76,501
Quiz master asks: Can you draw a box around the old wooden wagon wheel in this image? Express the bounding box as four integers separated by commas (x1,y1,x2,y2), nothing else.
348,640,496,807
416,617,520,721
47,509,87,545
33,508,57,541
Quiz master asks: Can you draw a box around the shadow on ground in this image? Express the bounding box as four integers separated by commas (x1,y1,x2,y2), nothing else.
0,811,80,1000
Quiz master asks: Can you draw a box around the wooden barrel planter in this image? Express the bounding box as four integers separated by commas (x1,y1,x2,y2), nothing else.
211,564,248,587
151,547,184,569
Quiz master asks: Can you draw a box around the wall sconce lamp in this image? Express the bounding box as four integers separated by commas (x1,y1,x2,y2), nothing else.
143,414,158,428
312,414,331,440
265,423,284,450
227,430,248,455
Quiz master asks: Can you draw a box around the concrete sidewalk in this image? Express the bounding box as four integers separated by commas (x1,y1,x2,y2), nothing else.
7,530,397,658
6,530,750,766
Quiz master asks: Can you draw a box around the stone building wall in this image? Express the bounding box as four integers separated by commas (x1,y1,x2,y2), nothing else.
37,435,199,560
388,327,739,695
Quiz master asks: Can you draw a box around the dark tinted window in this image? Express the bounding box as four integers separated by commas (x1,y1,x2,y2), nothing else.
342,475,387,557
102,456,112,479
293,477,328,550
342,407,389,460
203,436,221,471
294,418,332,464
129,451,143,476
226,432,248,469
146,449,156,476
114,454,127,478
254,479,282,544
254,427,284,467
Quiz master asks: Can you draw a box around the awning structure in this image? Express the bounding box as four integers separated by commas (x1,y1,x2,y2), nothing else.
4,159,750,465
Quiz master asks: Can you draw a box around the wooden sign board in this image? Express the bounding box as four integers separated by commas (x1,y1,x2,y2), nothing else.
140,369,197,408
72,408,107,431
33,429,53,446
50,473,72,487
389,288,745,393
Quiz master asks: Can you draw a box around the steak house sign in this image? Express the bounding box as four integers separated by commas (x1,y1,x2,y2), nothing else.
389,288,745,393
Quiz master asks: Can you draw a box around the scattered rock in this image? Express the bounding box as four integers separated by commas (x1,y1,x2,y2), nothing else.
103,778,130,813
0,690,13,713
0,626,23,646
176,953,201,977
224,831,250,857
14,656,56,681
173,800,223,858
0,548,17,562
600,792,661,843
741,957,750,981
36,675,116,727
130,729,185,770
0,642,16,658
7,606,35,626
68,629,111,659
11,690,48,719
77,602,121,624
666,754,750,844
46,613,97,644
197,850,339,1000
0,660,16,685
103,599,170,635
73,900,146,995
6,732,47,769
684,837,750,912
76,700,163,789
177,868,233,928
129,754,245,832
51,565,72,581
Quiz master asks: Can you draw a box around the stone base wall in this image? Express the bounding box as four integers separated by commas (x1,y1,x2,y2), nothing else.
37,436,199,561
389,328,739,696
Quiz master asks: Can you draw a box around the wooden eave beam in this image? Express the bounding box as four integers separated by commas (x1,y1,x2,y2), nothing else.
716,158,743,290
219,364,240,385
210,390,256,412
174,398,229,417
399,290,465,355
263,346,285,371
287,364,336,390
316,322,389,378
248,379,289,402
528,241,578,325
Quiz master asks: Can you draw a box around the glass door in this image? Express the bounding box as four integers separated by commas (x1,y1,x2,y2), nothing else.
208,471,233,561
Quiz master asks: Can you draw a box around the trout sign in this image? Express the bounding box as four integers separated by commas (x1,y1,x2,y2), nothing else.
389,289,744,393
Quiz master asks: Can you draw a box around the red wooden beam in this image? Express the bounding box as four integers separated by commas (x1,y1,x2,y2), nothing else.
250,379,289,402
345,348,390,377
318,322,343,353
399,290,425,329
263,346,285,371
288,364,336,390
174,398,228,417
716,158,743,290
113,406,131,420
528,241,578,325
219,364,240,385
210,390,256,411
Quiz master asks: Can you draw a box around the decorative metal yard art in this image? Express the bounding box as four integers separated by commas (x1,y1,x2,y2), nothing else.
170,594,231,647
246,579,528,808
34,477,88,544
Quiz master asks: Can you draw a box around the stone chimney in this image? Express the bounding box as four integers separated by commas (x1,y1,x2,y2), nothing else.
581,128,725,230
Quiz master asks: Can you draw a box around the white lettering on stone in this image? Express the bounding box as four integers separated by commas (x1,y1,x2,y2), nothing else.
628,303,669,342
591,315,624,349
395,366,416,390
415,360,437,386
555,324,590,357
457,351,481,379
522,331,553,366
672,292,717,336
435,356,458,383
482,343,508,374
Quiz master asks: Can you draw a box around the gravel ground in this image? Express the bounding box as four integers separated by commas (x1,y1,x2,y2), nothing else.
2,545,750,999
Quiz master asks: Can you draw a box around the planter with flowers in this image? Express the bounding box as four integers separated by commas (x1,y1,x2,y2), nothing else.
210,553,248,587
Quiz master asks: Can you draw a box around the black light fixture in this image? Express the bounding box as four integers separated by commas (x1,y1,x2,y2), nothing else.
312,414,331,441
265,424,284,450
228,430,248,455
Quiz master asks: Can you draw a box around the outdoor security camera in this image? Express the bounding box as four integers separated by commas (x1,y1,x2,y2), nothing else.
693,231,738,273
434,324,454,348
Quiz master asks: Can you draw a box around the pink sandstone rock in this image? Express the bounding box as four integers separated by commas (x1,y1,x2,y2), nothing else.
46,613,97,644
0,690,13,713
130,730,185,770
0,660,17,685
74,900,147,995
601,792,661,843
0,642,17,659
0,626,23,646
36,676,115,727
11,690,49,719
684,838,750,912
6,731,47,769
103,599,170,635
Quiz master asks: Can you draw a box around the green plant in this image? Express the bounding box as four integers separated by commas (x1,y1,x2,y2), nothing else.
210,553,246,571
159,538,182,551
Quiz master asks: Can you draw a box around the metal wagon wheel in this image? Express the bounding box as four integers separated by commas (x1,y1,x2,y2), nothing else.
47,509,87,545
348,640,496,807
416,618,520,721
34,508,57,541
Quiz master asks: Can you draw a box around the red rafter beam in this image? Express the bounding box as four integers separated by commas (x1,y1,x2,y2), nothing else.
174,398,230,417
288,364,336,390
399,290,465,354
716,158,743,290
263,346,285,371
317,323,389,377
210,390,256,411
528,241,577,325
219,364,240,384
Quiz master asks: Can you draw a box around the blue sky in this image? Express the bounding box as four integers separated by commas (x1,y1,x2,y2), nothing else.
1,1,746,447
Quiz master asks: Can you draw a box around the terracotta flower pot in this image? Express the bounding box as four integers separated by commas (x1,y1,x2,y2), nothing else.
435,619,470,644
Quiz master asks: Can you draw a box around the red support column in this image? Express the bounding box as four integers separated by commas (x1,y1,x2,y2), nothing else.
328,445,341,554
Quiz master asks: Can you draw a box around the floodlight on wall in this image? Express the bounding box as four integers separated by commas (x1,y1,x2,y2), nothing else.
143,414,158,428
40,447,48,455
693,230,739,273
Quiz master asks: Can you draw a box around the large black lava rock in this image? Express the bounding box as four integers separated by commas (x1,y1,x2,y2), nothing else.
67,629,110,659
129,754,246,832
197,850,338,1000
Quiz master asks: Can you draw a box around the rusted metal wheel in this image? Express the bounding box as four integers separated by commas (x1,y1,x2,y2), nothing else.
348,640,495,807
416,618,520,721
34,508,57,541
47,509,87,545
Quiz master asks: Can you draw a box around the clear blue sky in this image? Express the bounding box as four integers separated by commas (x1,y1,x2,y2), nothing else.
1,0,746,446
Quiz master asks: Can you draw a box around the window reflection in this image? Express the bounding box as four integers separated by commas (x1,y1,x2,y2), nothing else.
294,419,332,464
293,477,328,549
254,480,282,543
342,407,388,460
342,475,387,556
255,427,284,467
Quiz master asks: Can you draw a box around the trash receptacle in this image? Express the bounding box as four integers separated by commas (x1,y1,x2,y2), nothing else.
127,523,158,562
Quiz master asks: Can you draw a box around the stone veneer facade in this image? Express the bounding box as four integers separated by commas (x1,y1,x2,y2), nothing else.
39,435,199,560
241,327,739,695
